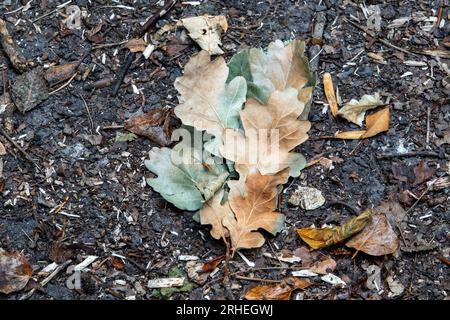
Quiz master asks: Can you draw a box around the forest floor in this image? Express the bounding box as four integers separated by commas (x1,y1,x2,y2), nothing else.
0,0,449,300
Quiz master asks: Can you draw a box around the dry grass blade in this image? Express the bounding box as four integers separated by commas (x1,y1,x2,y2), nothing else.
323,73,338,117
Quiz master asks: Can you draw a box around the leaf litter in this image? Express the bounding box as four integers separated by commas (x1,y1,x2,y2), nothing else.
146,39,315,255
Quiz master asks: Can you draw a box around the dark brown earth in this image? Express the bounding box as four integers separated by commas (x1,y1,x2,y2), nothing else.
0,0,449,300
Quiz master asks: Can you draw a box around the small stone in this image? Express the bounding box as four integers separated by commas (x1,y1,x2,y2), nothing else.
11,68,49,113
289,186,325,210
387,276,404,297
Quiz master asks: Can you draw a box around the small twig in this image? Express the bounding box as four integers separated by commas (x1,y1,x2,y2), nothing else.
31,0,72,23
436,255,450,267
234,274,281,283
431,0,444,33
112,51,135,97
345,18,418,56
251,266,309,271
327,200,359,215
426,105,431,148
349,140,363,156
20,260,72,300
405,174,445,215
92,40,128,50
101,125,124,130
112,0,178,97
377,151,442,159
53,195,70,214
49,72,77,95
0,126,41,171
141,0,178,36
79,94,94,134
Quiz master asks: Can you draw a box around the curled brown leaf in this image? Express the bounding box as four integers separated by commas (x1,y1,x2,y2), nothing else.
245,277,311,300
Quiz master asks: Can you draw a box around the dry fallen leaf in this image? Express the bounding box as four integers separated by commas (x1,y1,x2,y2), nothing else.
181,15,228,55
174,51,246,155
200,189,234,241
309,257,337,275
375,201,406,229
186,255,224,285
224,168,289,253
346,213,399,256
124,108,173,147
125,38,147,53
335,107,390,139
336,93,383,126
44,61,80,86
221,89,310,175
245,277,311,300
0,248,33,294
297,210,373,249
323,73,338,117
412,161,435,185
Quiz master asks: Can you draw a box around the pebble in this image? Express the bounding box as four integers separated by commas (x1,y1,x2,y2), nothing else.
289,186,325,210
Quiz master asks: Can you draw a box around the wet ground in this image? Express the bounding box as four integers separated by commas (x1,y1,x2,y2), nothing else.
0,0,449,300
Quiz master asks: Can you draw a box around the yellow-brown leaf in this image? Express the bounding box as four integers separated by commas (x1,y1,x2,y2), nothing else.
224,168,289,253
323,73,338,117
221,89,310,175
297,210,373,249
334,107,390,139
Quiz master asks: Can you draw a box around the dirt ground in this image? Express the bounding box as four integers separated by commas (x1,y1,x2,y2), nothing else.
0,0,449,300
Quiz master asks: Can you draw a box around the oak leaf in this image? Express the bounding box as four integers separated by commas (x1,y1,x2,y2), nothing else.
199,189,234,241
297,210,373,249
174,51,247,155
335,107,390,139
248,40,315,116
221,89,310,176
181,15,228,55
145,147,228,211
224,168,289,253
336,93,383,126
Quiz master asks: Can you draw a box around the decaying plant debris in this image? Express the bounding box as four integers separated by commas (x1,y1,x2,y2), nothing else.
146,39,315,256
0,0,448,301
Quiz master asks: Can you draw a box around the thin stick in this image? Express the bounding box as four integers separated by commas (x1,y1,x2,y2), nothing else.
0,126,41,171
49,72,77,95
92,40,128,50
101,125,124,130
234,274,281,283
79,94,94,134
345,18,417,56
20,260,72,300
426,105,430,148
251,266,309,271
405,174,445,215
377,151,442,159
112,0,178,97
112,51,135,96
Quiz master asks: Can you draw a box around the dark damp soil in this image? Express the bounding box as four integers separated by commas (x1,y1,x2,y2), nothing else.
0,0,448,300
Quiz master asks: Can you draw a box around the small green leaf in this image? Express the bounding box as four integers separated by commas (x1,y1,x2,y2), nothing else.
115,132,137,142
145,147,229,211
227,51,268,104
287,153,307,178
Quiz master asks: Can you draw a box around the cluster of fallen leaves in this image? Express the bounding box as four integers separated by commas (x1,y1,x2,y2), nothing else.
323,73,390,139
145,39,316,256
